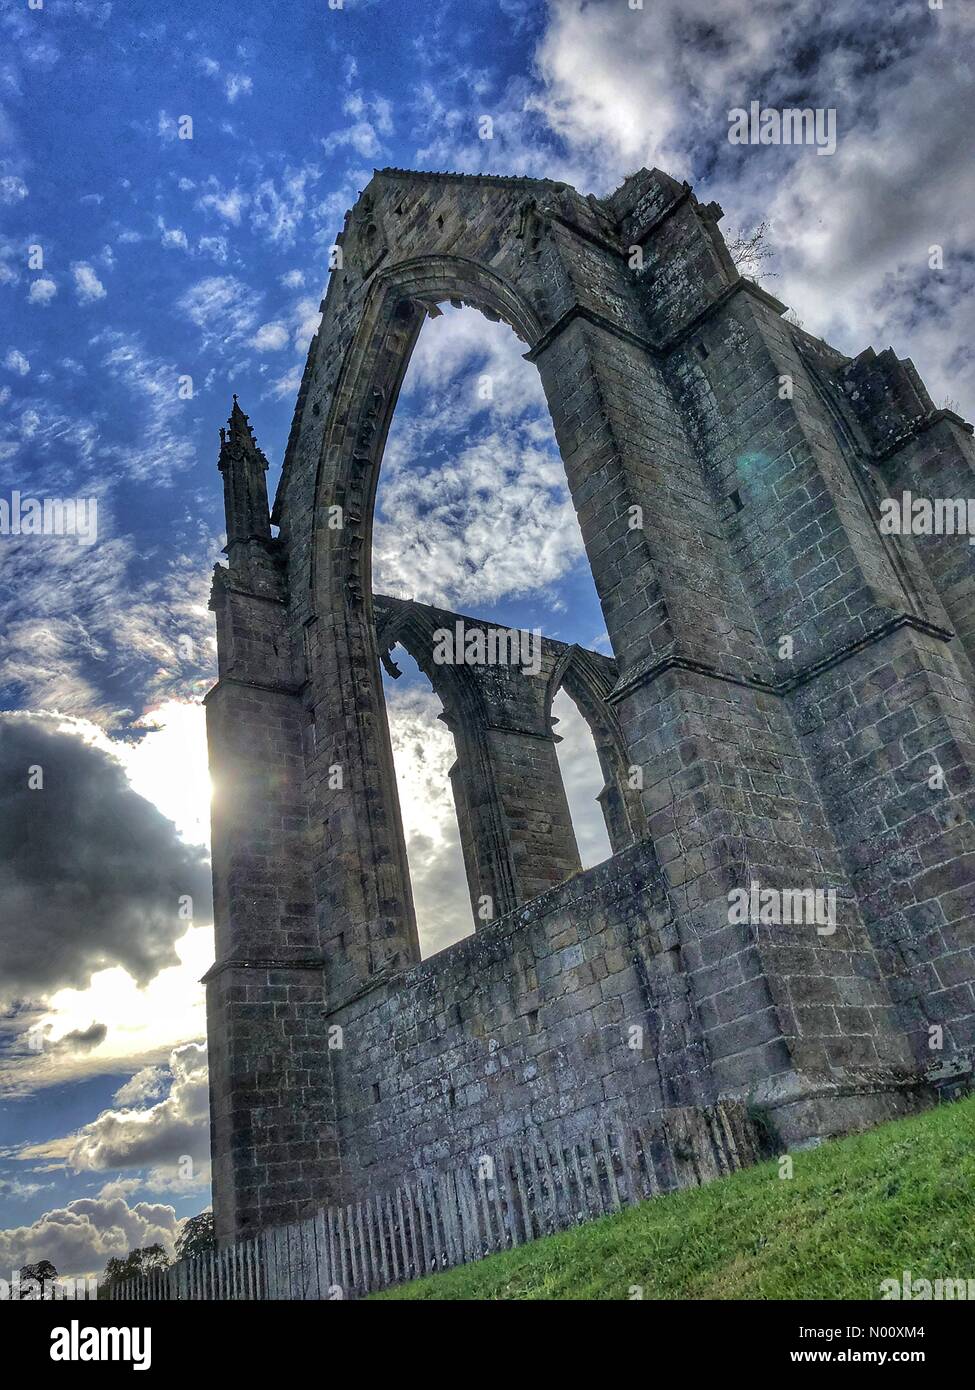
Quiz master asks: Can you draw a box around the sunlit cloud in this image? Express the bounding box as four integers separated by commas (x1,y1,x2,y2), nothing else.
71,261,106,305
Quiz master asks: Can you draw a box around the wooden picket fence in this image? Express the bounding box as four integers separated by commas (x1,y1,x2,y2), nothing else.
111,1102,762,1300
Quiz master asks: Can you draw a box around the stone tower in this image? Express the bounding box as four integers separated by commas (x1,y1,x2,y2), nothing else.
204,166,975,1245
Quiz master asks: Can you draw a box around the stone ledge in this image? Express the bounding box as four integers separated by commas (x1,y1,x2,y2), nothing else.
607,613,955,707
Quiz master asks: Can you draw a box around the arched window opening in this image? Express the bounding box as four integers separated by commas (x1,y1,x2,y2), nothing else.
379,643,472,959
546,645,649,859
371,303,604,633
551,688,613,870
371,302,614,950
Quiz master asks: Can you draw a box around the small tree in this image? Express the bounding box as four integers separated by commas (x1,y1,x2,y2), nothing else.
19,1260,57,1298
727,221,776,282
175,1210,215,1261
101,1244,170,1297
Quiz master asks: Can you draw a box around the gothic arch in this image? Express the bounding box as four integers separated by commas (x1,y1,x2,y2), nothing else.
309,254,544,617
374,594,491,727
374,596,520,923
297,256,556,990
544,643,648,853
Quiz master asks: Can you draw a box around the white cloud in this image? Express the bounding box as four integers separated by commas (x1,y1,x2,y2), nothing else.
410,75,588,187
158,219,189,251
194,164,323,250
176,274,261,347
0,467,217,725
403,306,545,417
28,277,56,306
225,73,252,103
7,1045,211,1237
0,1174,51,1200
0,235,23,287
0,710,213,1029
0,1193,180,1279
384,678,472,957
71,261,106,304
194,54,253,104
520,0,975,414
252,166,321,248
268,364,304,400
116,701,213,847
291,295,323,349
3,348,29,375
36,1042,210,1186
156,110,179,142
96,331,197,479
322,91,394,160
0,705,213,1095
374,427,584,608
373,308,585,608
551,690,612,869
322,121,382,158
0,174,28,204
95,1177,142,1201
196,177,248,226
752,29,975,410
250,321,289,352
113,1067,167,1108
197,235,228,262
3,923,212,1094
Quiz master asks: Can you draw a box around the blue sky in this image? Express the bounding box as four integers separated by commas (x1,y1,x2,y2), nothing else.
1,0,972,1278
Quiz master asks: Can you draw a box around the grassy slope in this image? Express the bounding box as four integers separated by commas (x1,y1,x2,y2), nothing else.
372,1096,975,1300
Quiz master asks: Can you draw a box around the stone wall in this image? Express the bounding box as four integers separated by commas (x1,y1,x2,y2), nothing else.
329,840,699,1196
205,165,975,1245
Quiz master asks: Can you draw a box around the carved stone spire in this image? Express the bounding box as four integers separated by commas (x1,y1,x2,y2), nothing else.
215,396,282,599
218,395,272,550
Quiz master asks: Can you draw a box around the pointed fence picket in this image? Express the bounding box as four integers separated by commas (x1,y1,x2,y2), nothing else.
110,1102,762,1301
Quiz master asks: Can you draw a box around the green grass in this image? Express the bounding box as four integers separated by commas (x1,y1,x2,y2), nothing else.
372,1096,975,1300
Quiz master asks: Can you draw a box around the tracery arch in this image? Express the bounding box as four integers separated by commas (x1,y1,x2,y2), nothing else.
545,643,648,854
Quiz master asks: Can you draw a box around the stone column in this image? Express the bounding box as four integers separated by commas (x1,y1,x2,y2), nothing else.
394,605,585,916
205,402,339,1244
526,186,916,1140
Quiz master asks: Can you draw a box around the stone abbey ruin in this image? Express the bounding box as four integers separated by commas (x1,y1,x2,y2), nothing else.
204,165,975,1249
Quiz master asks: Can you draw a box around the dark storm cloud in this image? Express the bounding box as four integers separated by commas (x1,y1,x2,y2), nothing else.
0,716,212,1003
54,1023,108,1053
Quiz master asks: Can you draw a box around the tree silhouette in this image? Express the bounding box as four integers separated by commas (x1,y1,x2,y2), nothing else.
176,1210,215,1260
101,1244,170,1296
19,1260,57,1298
